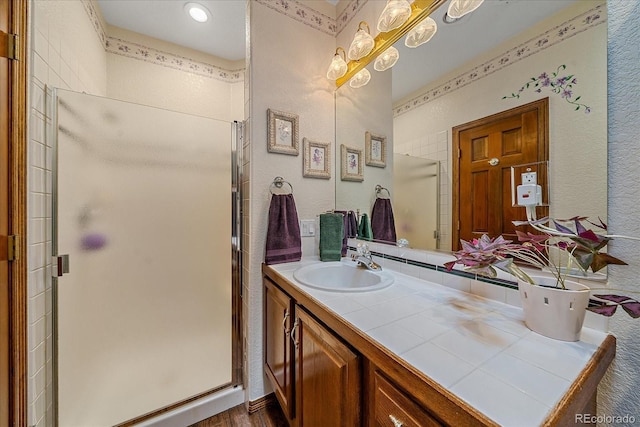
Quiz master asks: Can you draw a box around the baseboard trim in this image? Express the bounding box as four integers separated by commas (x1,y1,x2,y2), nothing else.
135,386,245,427
247,393,276,414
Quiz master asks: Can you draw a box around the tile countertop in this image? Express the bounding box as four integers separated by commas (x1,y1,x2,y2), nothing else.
267,258,613,427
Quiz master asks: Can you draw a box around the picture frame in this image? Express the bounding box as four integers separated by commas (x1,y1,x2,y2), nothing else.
303,138,331,179
267,108,299,155
340,144,364,182
365,131,387,168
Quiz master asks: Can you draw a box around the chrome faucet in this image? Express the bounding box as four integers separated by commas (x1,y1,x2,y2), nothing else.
351,244,382,271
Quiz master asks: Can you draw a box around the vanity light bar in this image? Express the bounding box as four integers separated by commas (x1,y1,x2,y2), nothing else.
335,0,447,88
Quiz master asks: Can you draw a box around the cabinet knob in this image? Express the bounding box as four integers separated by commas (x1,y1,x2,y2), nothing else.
389,415,403,427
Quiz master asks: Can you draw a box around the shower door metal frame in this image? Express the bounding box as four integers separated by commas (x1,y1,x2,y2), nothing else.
49,90,244,426
231,121,244,387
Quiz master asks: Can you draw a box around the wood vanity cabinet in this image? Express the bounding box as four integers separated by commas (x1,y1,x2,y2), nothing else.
369,368,442,427
263,264,616,427
264,277,361,427
264,278,295,419
293,308,361,426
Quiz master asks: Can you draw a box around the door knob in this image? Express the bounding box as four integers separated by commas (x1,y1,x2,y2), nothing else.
488,158,500,166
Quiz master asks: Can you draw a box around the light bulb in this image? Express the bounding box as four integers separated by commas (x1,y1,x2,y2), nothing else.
405,17,437,48
447,0,485,19
348,23,375,61
374,46,399,72
326,50,348,80
377,0,412,32
349,68,371,88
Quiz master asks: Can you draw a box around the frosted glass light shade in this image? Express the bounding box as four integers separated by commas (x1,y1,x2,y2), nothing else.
377,0,412,32
447,0,485,19
349,68,371,88
326,51,348,80
348,26,375,60
405,17,437,48
374,46,399,71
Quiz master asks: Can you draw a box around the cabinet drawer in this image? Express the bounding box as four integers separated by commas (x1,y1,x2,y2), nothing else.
373,371,442,427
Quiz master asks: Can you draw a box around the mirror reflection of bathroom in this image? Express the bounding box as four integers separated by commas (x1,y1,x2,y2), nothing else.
335,0,606,253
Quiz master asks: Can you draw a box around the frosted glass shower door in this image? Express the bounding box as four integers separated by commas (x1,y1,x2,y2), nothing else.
53,89,233,426
393,154,440,250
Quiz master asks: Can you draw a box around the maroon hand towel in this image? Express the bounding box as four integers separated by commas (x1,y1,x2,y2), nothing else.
347,211,358,238
371,198,397,244
265,194,302,264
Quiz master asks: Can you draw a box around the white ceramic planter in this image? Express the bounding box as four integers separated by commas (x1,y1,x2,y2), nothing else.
518,276,591,341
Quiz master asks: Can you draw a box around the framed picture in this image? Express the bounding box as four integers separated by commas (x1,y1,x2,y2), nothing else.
267,108,299,155
340,144,364,182
303,138,331,179
365,131,387,168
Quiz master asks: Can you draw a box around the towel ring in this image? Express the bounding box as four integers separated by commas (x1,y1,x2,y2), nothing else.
375,184,391,198
270,176,293,194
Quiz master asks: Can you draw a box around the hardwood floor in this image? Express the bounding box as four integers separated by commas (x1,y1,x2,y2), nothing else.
189,402,288,427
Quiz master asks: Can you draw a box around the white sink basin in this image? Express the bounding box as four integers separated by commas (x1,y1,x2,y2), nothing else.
293,262,394,292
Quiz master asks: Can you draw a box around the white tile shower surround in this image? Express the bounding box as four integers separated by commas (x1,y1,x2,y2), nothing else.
269,258,609,427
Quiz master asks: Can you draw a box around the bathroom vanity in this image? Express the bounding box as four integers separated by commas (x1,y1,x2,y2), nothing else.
263,259,615,427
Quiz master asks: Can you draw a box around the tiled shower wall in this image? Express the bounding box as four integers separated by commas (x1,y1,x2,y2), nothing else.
29,2,108,425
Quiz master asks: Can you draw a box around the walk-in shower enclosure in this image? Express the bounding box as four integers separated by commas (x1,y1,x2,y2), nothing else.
51,89,240,426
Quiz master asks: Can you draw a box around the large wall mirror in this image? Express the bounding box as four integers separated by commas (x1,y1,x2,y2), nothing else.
335,0,606,255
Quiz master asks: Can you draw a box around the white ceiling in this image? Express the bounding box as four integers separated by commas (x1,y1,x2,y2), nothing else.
96,0,578,101
97,0,247,61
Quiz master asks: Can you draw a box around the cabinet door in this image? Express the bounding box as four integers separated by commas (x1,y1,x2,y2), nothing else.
293,308,361,427
371,371,442,427
264,279,295,420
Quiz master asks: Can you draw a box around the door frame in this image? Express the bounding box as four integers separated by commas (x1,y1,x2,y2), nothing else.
451,98,549,249
1,0,28,425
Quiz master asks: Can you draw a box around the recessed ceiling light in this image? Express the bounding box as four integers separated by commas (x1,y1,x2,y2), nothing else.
185,2,210,23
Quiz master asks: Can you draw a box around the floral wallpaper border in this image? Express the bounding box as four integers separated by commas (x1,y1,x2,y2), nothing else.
82,0,366,81
82,0,244,83
336,0,368,36
394,4,606,117
105,38,244,82
255,0,338,36
83,0,108,48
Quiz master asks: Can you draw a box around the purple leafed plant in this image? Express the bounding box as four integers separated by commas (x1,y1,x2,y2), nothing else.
445,217,640,319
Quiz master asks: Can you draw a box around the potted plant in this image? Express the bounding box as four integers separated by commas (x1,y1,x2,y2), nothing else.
445,217,640,341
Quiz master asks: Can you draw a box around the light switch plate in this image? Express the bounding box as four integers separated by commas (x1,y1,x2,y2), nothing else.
300,219,316,237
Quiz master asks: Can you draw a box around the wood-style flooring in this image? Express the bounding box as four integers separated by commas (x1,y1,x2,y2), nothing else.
189,402,288,427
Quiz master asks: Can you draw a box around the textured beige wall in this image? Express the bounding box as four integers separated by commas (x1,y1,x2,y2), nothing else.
30,1,108,425
600,1,640,423
245,0,336,402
